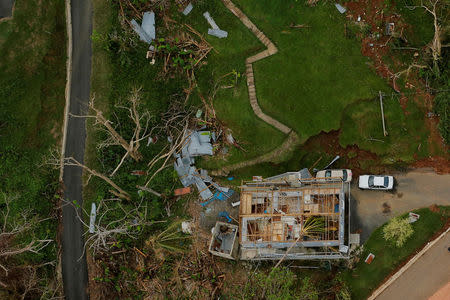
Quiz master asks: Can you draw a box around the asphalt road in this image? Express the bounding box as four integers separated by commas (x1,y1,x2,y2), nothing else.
350,168,450,242
0,0,14,18
61,0,92,299
376,231,450,300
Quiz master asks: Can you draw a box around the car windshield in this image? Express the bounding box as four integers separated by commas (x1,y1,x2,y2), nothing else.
342,170,347,181
325,170,331,177
368,176,374,187
384,176,389,187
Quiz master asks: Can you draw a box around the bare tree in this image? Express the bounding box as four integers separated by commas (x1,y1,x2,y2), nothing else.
407,0,447,71
0,194,53,276
72,87,152,176
145,100,193,186
63,156,131,201
63,197,163,256
48,150,131,201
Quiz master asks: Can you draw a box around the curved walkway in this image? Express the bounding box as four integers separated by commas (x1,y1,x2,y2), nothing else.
211,131,299,176
222,0,291,135
214,0,299,175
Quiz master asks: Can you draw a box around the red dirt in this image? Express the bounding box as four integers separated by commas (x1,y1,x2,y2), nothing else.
412,156,450,174
345,0,449,171
302,130,384,177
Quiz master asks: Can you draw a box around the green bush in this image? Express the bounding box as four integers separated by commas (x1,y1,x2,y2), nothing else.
382,216,414,247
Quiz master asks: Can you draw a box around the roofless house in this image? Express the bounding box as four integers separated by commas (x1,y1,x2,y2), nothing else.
210,170,357,260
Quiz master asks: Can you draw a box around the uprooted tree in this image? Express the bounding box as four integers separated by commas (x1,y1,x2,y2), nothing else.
73,87,152,176
407,0,448,73
64,197,159,255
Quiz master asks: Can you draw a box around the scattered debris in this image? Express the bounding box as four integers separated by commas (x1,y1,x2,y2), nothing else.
131,11,155,45
208,28,228,39
382,202,391,213
252,176,263,182
147,136,157,145
89,203,96,233
339,245,349,253
137,185,162,198
226,132,235,144
181,220,193,234
182,2,193,15
385,22,395,36
174,186,192,196
289,23,310,29
195,109,203,118
131,170,147,176
365,253,375,264
203,11,228,38
203,11,219,30
209,221,239,259
218,211,232,223
409,212,420,223
323,155,340,170
335,3,347,14
182,130,213,157
231,201,240,207
265,168,312,183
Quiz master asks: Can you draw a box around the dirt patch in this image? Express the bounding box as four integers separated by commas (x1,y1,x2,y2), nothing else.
412,156,450,174
345,0,449,168
302,130,382,177
429,204,439,213
382,202,391,214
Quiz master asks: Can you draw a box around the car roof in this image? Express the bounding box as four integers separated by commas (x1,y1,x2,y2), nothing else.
374,176,385,186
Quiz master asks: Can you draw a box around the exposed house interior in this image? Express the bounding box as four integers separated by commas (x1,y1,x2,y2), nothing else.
238,175,352,260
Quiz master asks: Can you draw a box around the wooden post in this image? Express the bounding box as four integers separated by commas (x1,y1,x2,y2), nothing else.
379,91,388,136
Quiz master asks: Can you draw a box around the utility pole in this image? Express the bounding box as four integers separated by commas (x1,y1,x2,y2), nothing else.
379,91,388,136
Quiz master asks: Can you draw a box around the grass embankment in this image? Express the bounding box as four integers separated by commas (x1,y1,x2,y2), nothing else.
0,0,66,294
203,1,439,178
235,1,388,141
341,206,449,300
189,0,286,169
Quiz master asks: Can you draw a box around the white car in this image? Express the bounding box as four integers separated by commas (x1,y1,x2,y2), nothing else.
358,175,394,190
316,169,352,183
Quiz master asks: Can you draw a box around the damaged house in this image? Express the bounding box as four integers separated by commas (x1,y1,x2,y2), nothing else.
238,175,353,260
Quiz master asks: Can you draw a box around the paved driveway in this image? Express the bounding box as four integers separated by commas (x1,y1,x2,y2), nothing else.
350,168,450,242
376,231,450,300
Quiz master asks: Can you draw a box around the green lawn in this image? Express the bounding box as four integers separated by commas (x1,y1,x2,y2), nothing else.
233,0,389,141
197,0,438,176
190,0,286,169
0,0,66,289
340,96,431,162
341,207,449,300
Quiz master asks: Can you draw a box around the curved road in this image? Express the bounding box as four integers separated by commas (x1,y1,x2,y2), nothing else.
61,0,92,299
376,231,450,300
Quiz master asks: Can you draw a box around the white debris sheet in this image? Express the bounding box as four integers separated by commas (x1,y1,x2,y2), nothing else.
182,3,193,15
131,11,156,44
89,203,96,233
182,130,213,157
174,130,231,201
335,3,347,14
203,12,219,30
203,11,228,38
